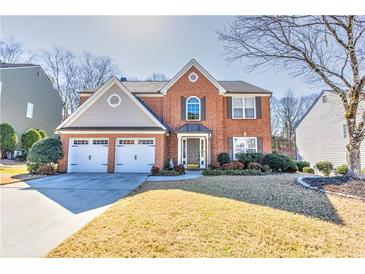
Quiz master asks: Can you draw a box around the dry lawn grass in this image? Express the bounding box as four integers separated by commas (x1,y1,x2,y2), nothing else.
48,174,365,258
0,165,28,185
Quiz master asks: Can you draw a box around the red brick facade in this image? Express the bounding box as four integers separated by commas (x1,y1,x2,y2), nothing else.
60,65,271,172
138,66,272,164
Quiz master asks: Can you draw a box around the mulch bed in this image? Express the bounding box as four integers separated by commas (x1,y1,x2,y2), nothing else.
303,176,365,199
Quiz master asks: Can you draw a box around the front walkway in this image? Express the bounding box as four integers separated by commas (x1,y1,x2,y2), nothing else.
146,170,202,182
0,173,147,257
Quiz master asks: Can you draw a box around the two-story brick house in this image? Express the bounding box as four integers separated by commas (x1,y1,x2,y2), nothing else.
57,59,272,173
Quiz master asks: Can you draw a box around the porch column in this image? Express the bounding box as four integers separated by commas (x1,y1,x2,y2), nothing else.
177,134,182,165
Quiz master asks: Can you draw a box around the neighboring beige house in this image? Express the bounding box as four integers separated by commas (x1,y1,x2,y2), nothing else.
0,63,62,153
295,90,365,170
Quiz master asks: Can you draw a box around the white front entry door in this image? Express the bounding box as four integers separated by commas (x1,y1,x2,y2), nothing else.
115,138,155,173
68,138,109,173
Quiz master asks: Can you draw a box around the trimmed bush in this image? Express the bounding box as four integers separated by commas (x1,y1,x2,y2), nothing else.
315,161,333,176
247,162,262,170
151,165,160,175
37,129,47,139
27,137,63,164
27,163,55,175
222,161,245,170
236,152,263,164
157,170,182,176
295,160,310,172
203,169,268,176
0,123,18,155
336,164,348,175
217,152,230,165
286,160,299,173
210,162,221,170
261,164,271,173
22,128,42,152
303,167,315,174
174,164,185,174
263,153,297,173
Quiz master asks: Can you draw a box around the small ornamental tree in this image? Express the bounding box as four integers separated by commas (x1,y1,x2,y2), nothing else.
28,137,63,164
0,123,18,157
21,128,42,152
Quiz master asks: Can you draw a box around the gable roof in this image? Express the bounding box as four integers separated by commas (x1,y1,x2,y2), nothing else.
160,59,227,95
56,76,167,131
79,80,271,95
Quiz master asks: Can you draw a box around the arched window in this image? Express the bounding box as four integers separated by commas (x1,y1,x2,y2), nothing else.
186,96,201,120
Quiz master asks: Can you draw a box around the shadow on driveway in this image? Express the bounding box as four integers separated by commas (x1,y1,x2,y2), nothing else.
19,173,147,214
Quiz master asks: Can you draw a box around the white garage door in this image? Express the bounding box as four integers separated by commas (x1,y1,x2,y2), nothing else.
115,138,155,173
68,138,109,173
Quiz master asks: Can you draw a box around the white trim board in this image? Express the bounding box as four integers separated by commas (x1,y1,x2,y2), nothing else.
56,77,167,131
56,130,166,134
160,59,226,95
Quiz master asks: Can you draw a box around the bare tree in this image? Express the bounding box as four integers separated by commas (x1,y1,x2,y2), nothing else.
218,16,365,176
40,47,119,118
40,47,77,117
270,96,282,137
0,36,33,63
78,51,119,89
300,93,318,112
146,72,168,81
271,91,318,157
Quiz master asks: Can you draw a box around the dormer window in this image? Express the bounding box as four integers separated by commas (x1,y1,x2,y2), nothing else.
186,96,201,120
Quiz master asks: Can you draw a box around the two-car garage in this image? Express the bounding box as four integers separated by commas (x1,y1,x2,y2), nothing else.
67,138,155,173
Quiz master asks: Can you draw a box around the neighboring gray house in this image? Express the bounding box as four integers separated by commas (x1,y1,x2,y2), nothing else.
295,90,365,170
0,63,62,152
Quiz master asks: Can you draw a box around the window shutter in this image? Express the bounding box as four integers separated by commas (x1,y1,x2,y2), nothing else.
255,97,262,119
257,137,263,154
228,137,233,160
201,96,206,120
227,97,232,119
181,96,186,120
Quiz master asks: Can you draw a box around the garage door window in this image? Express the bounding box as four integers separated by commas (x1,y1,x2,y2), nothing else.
138,139,154,145
119,140,134,145
93,139,108,145
73,140,89,145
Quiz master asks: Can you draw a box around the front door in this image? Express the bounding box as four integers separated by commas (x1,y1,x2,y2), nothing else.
187,138,200,168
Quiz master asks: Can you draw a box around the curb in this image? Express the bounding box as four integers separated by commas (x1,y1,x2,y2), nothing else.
297,176,365,201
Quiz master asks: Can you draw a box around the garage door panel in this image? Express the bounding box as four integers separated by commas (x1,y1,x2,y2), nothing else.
115,138,155,173
68,139,108,173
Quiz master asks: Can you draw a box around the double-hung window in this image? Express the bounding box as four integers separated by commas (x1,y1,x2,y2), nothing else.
233,137,257,159
232,97,255,119
186,96,201,120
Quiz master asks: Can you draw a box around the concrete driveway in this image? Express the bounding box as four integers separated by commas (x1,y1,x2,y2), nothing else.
0,173,147,257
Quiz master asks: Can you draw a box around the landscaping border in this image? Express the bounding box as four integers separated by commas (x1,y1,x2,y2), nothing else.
297,176,365,201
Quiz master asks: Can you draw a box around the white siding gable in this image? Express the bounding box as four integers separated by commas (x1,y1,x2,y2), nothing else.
70,83,158,127
296,91,365,169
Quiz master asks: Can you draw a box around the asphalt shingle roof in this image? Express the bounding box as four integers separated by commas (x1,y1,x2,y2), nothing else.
79,80,272,94
0,63,38,68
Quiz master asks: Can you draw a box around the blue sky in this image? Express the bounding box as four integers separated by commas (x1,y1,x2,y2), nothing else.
1,16,320,97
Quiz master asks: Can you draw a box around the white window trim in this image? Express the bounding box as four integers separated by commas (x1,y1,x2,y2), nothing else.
188,72,199,83
232,97,256,119
107,93,122,108
26,102,34,118
233,137,258,160
186,96,201,121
